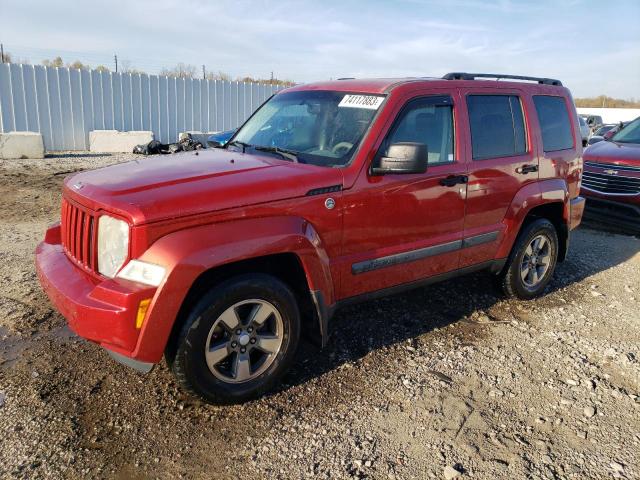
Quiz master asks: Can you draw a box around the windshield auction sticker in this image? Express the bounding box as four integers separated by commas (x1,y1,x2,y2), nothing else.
338,94,385,110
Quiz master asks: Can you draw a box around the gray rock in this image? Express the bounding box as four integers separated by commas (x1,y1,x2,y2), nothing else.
610,461,624,473
444,465,462,479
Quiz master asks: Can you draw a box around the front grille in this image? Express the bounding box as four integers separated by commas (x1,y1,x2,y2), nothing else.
582,170,640,195
60,199,97,270
584,161,640,172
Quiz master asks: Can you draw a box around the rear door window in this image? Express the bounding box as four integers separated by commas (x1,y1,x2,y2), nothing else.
533,96,574,151
467,95,527,160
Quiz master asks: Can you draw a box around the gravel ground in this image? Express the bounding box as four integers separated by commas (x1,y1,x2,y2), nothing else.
0,152,639,479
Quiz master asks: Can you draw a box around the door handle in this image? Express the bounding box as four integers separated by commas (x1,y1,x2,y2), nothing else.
439,175,468,187
516,164,538,174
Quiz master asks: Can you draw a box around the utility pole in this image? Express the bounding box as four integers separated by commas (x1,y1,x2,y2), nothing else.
0,43,4,63
202,64,206,80
114,54,118,73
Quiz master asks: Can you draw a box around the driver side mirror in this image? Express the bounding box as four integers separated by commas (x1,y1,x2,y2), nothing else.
371,142,428,175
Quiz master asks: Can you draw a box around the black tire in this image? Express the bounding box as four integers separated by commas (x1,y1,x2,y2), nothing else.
499,218,559,299
170,273,300,404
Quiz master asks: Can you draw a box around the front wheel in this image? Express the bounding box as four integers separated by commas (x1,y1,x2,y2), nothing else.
170,274,300,404
499,218,559,299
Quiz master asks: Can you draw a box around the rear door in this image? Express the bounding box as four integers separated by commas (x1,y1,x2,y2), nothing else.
458,88,539,266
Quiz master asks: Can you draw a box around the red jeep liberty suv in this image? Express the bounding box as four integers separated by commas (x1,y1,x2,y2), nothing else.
36,73,585,404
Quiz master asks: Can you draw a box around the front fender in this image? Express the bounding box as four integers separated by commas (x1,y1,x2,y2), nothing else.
130,216,334,363
495,179,569,259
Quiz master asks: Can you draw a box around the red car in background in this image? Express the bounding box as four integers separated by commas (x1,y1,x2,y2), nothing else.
582,116,640,233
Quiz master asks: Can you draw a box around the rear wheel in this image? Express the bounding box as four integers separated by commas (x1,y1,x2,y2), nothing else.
499,218,559,299
170,274,300,404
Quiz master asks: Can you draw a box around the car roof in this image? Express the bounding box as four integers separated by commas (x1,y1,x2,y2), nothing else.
284,78,425,94
284,76,567,95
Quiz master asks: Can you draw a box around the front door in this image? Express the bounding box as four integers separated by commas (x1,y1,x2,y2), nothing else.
337,92,468,299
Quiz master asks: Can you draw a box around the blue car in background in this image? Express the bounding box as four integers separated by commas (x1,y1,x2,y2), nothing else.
207,129,236,148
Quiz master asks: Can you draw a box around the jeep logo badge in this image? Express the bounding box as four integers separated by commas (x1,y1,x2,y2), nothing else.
325,198,336,210
603,169,619,175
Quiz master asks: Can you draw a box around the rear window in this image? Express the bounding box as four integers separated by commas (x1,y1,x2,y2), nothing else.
533,96,574,151
467,95,527,160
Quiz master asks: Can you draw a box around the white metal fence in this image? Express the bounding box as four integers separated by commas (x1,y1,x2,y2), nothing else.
0,63,282,151
576,107,640,124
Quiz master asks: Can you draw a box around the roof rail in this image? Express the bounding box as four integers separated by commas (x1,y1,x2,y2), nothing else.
442,72,562,86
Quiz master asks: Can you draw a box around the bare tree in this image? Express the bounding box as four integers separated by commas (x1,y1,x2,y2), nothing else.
42,56,64,68
1,51,31,64
206,70,232,81
237,75,295,86
119,60,145,75
3,50,295,86
575,96,640,108
68,60,87,70
160,63,198,79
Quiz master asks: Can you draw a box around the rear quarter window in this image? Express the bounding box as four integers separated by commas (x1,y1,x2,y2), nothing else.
533,95,574,151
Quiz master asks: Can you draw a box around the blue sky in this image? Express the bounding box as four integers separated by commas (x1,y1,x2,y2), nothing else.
1,0,639,98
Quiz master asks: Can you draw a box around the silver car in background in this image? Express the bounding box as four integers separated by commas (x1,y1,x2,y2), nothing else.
578,116,589,146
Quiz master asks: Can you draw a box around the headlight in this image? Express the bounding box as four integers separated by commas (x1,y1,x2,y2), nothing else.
116,260,166,287
97,215,129,277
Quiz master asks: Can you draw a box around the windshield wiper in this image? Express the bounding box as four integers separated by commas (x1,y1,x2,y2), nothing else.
227,140,251,153
254,145,299,163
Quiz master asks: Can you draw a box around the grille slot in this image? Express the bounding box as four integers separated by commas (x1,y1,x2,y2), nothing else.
582,170,640,195
61,199,96,270
584,161,640,173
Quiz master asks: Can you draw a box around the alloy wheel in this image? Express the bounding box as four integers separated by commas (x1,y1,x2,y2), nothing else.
520,234,552,289
204,299,284,383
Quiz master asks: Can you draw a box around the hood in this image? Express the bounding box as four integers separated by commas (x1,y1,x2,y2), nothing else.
584,140,640,167
64,149,343,224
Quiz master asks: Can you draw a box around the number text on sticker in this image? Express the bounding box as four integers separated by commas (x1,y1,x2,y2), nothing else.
338,95,385,110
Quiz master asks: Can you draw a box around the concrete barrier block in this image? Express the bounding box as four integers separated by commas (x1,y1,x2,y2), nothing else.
89,130,154,153
179,131,217,147
0,132,45,159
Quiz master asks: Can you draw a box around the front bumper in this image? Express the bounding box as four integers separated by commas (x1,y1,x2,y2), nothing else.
582,195,640,233
36,224,158,369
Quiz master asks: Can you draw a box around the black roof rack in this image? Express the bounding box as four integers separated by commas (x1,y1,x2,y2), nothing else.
442,72,562,86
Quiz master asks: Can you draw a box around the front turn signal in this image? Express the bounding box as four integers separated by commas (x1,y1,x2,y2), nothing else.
136,299,151,329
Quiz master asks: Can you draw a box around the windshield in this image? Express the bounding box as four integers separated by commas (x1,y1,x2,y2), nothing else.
596,125,614,135
612,117,640,144
230,90,385,167
579,117,587,126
